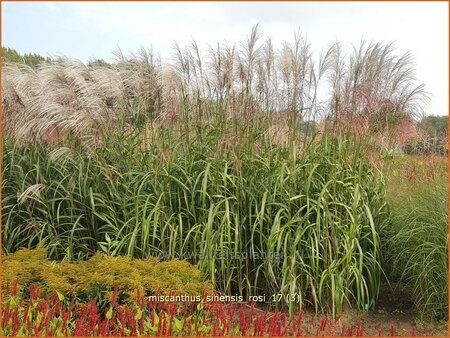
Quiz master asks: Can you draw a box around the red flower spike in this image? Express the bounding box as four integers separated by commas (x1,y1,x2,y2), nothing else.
321,317,328,331
140,315,145,334
180,317,186,335
391,323,396,336
296,310,304,336
227,302,236,322
253,315,261,336
111,287,119,307
11,311,20,336
150,309,155,326
156,312,163,336
320,318,325,331
136,289,141,305
348,325,354,336
11,279,19,297
2,304,11,326
194,317,201,336
182,299,189,316
187,318,193,336
333,315,341,326
357,320,363,336
249,300,255,321
29,284,40,300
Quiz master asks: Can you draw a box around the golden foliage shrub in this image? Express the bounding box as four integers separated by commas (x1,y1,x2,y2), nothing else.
2,248,213,304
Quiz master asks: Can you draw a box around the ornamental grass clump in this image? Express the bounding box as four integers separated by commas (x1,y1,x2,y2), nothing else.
384,156,448,321
2,127,388,317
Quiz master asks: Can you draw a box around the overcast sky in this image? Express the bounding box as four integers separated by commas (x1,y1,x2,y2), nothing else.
2,1,448,116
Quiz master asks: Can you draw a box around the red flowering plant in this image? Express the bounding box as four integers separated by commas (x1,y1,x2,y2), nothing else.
1,279,419,337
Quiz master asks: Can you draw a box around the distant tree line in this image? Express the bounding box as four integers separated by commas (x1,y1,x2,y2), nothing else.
2,47,52,67
2,47,111,68
404,115,448,156
420,115,448,136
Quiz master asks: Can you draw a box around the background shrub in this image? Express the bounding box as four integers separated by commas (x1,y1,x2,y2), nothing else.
383,156,448,320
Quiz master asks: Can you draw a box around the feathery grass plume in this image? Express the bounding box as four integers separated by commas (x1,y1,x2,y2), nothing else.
326,41,429,148
157,66,183,126
2,51,162,149
2,27,428,150
17,183,47,205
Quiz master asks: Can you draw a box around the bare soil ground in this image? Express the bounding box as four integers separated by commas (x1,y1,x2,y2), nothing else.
294,286,448,336
244,285,448,336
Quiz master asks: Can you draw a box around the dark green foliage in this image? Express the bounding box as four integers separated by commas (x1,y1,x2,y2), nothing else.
420,115,448,137
403,115,448,156
87,58,111,68
2,47,51,67
2,123,387,316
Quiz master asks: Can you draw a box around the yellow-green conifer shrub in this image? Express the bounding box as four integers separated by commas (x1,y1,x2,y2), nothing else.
2,248,213,305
